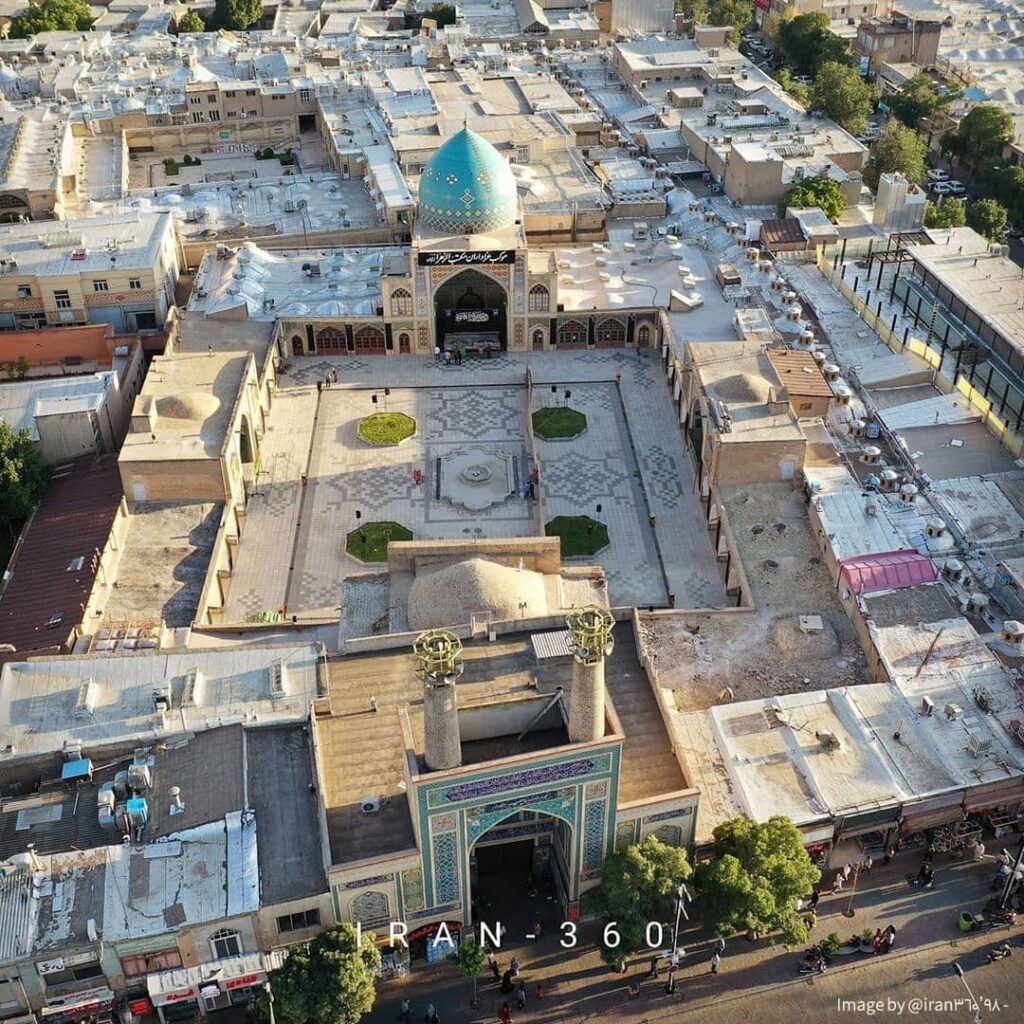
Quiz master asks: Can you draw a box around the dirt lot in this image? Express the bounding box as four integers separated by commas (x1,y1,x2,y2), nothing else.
639,482,869,710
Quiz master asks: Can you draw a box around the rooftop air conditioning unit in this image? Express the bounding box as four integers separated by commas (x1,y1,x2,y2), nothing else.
361,797,380,815
1001,621,1024,645
968,733,992,757
921,696,935,716
944,703,963,720
152,681,172,713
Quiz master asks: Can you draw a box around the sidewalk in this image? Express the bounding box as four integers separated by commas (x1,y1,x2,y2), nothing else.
364,851,1015,1023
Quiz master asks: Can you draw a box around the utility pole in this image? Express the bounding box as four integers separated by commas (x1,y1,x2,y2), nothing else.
998,833,1024,911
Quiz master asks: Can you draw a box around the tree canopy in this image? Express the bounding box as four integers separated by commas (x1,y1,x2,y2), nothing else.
265,924,381,1024
924,197,966,229
888,74,957,129
449,934,486,1005
9,0,94,37
706,0,752,43
592,835,692,965
207,0,262,31
988,165,1024,225
943,105,1015,179
695,816,821,944
864,122,928,189
778,12,852,74
774,68,812,109
675,0,709,23
177,9,205,32
778,175,846,221
0,422,47,530
812,62,875,135
966,198,1008,243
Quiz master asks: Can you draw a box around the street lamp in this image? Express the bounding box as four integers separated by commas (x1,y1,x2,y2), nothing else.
671,882,691,957
952,963,982,1024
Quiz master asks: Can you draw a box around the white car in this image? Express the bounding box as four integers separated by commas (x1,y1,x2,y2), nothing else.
931,182,953,195
946,180,966,195
927,169,950,182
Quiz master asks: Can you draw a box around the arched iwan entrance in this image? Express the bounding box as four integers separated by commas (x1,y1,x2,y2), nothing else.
434,268,507,354
467,805,575,929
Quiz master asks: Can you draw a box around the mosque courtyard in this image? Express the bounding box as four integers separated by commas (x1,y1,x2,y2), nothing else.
219,348,728,628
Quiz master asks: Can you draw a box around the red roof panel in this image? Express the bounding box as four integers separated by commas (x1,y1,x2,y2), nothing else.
839,549,938,596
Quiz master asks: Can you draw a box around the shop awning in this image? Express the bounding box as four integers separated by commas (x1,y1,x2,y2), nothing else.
839,550,938,595
147,952,285,1007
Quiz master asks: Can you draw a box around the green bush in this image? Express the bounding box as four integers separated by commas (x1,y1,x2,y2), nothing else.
163,158,179,176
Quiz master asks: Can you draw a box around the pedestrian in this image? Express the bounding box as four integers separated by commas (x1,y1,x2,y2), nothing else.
501,969,513,994
499,1002,512,1024
429,1013,439,1024
424,1004,434,1024
517,981,527,1010
532,919,542,940
972,839,986,862
872,929,883,954
400,998,412,1023
842,862,852,881
710,952,720,975
534,984,544,1000
833,871,845,893
510,957,520,978
884,925,896,953
489,957,500,982
715,937,726,955
862,853,873,873
444,350,451,366
459,346,466,364
808,890,820,911
316,379,323,393
435,345,441,363
648,954,659,977
649,513,657,528
883,845,895,866
331,367,338,384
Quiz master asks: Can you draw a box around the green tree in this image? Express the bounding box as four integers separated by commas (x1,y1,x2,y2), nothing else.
264,923,380,1024
177,9,205,32
888,74,942,128
0,422,47,533
924,197,966,229
778,12,852,74
813,61,875,134
966,198,1008,242
946,105,1014,180
989,165,1024,224
592,835,692,965
449,934,486,1007
208,0,262,30
695,816,821,944
9,0,94,37
777,175,846,220
675,0,709,23
864,122,928,188
706,0,751,43
775,68,811,108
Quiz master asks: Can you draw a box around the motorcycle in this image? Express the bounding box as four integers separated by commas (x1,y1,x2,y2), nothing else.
985,942,1012,963
960,908,1016,932
797,958,827,975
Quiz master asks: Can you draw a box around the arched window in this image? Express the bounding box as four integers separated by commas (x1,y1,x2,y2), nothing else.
556,319,587,346
653,824,683,847
532,328,545,348
391,288,412,317
354,325,386,351
290,334,304,356
638,325,651,346
528,284,549,312
210,929,242,960
595,317,626,345
398,332,411,353
350,890,390,929
315,327,346,352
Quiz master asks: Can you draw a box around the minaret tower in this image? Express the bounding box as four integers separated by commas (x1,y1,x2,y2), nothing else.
414,629,464,771
565,606,615,743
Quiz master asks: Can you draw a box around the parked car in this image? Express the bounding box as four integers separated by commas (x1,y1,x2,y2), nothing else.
931,182,953,195
1006,224,1024,239
946,180,966,195
927,168,950,182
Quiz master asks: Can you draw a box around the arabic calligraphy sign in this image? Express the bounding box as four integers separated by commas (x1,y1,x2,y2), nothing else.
417,250,516,267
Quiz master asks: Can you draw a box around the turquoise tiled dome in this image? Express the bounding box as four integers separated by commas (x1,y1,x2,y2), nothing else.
418,129,519,235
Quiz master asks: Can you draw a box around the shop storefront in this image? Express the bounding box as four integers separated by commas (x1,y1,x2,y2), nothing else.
898,792,966,848
831,807,901,865
38,987,116,1024
146,954,282,1024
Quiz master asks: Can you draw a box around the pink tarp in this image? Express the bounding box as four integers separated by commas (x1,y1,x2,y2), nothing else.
839,549,938,595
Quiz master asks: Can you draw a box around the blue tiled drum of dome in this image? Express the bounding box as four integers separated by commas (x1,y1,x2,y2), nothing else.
418,129,519,235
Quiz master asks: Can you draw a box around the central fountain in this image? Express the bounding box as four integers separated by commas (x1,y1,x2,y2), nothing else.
439,445,516,511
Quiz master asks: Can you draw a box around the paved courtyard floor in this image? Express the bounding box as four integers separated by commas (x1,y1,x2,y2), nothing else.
221,350,726,625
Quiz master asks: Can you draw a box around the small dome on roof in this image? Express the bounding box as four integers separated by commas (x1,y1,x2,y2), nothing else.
156,392,221,422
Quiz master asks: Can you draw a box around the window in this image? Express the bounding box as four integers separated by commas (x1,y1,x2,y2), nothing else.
129,278,142,290
595,317,626,344
245,89,257,97
92,280,109,292
225,90,236,98
248,110,258,118
226,111,237,118
516,146,529,163
17,285,31,298
532,328,545,347
207,94,217,103
54,289,72,309
638,325,651,346
189,96,201,106
556,319,586,346
350,891,389,929
398,332,411,352
315,327,346,352
210,929,242,960
120,950,182,979
276,909,321,934
391,288,412,316
528,284,549,312
354,325,386,351
209,110,220,122
798,401,812,411
299,88,310,103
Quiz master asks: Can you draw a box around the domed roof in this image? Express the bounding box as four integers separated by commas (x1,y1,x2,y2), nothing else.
156,392,221,422
418,129,519,236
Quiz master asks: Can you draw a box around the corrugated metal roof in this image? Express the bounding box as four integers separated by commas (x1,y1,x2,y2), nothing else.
766,348,834,397
0,455,122,655
531,629,574,661
839,549,938,595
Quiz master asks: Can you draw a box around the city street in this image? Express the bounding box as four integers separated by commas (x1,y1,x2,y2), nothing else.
366,851,1024,1023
